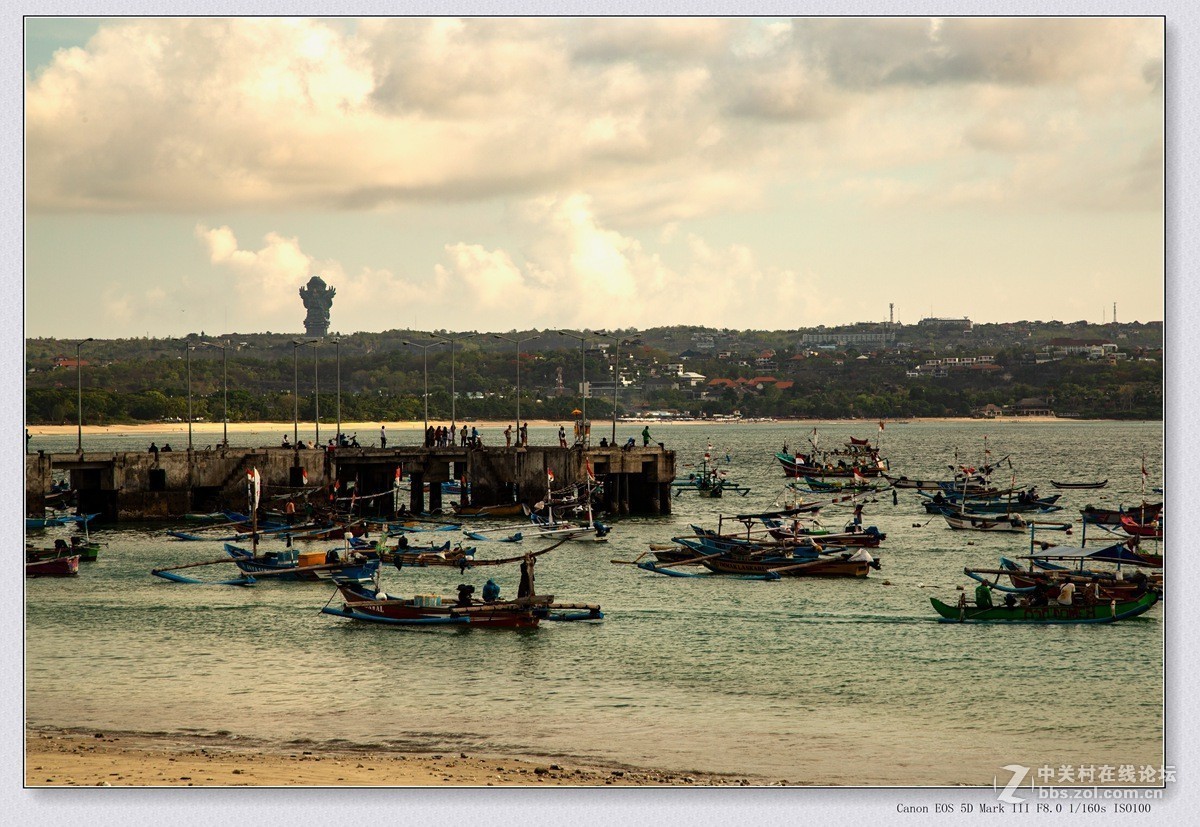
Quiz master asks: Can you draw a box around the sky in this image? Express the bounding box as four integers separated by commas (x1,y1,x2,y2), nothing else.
23,16,1165,339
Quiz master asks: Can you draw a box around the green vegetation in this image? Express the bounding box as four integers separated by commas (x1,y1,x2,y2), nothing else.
25,322,1162,424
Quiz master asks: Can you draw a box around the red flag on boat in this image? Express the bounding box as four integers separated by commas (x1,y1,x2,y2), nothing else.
301,468,308,485
878,421,885,432
546,469,555,483
586,461,595,483
395,465,403,481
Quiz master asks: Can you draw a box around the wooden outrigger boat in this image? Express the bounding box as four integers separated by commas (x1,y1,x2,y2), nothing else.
26,537,100,562
26,554,80,577
929,590,1158,623
1080,503,1162,527
451,502,526,518
321,540,602,628
942,514,1073,533
1050,479,1108,490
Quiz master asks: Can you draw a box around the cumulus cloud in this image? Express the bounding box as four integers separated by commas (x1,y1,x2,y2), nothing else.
25,17,1163,219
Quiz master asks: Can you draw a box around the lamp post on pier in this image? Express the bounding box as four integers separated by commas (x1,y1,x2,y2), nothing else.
403,339,446,436
292,338,319,445
557,329,590,446
493,333,541,439
332,337,342,448
185,342,194,451
429,332,478,439
75,337,93,453
593,330,628,446
200,339,246,447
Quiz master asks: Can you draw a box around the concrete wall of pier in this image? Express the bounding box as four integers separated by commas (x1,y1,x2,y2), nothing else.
26,444,675,522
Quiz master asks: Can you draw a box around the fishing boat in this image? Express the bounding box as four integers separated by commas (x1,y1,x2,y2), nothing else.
26,554,80,577
1119,514,1163,540
672,452,751,498
452,502,526,518
775,431,888,478
223,544,380,583
929,590,1158,624
321,543,602,628
921,494,1063,515
1050,479,1108,490
986,559,1159,602
639,539,878,579
1080,503,1162,527
26,537,100,562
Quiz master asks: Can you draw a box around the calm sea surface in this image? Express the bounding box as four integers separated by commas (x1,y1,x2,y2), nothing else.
25,420,1165,784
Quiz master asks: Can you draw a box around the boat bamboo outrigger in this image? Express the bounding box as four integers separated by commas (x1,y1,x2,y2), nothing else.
321,538,603,628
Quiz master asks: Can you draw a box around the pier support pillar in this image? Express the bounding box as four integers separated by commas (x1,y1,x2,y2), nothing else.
619,476,631,515
658,482,672,515
409,472,425,515
428,482,443,514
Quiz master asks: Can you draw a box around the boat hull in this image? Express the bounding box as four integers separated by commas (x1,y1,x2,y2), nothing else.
26,555,80,577
929,591,1158,623
326,584,544,628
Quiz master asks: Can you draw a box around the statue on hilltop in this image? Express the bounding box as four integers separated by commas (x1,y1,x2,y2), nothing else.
299,275,335,337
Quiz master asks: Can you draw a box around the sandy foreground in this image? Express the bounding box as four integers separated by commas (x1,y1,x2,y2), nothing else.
26,727,773,788
28,416,1082,438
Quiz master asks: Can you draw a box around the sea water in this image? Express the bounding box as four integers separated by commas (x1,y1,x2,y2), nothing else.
24,420,1165,784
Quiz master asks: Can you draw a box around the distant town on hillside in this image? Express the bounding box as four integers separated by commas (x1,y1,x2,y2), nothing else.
25,318,1163,424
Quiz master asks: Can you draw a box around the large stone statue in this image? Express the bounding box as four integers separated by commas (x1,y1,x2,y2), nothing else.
299,275,335,337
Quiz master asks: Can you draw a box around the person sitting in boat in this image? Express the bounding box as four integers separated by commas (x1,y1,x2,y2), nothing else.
54,538,69,552
456,584,475,607
1029,582,1051,607
974,581,993,608
931,492,946,504
482,578,500,602
1003,592,1018,609
1056,581,1075,606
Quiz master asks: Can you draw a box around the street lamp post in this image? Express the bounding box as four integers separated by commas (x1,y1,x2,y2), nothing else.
200,339,242,447
185,342,194,451
332,337,341,448
557,330,589,446
292,339,320,446
75,337,93,452
494,334,541,439
403,339,446,436
430,332,478,440
313,341,320,446
594,330,625,445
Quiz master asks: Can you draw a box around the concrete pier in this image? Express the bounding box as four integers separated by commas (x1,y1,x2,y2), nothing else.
26,444,675,522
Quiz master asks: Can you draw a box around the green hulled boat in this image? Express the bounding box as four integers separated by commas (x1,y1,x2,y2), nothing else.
929,590,1159,624
26,541,100,563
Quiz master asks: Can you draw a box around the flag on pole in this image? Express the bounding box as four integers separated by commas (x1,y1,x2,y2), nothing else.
246,468,261,511
547,469,555,483
301,468,308,485
878,421,885,432
585,461,595,483
395,465,403,482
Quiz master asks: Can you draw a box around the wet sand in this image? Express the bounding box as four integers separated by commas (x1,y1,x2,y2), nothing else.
26,727,774,787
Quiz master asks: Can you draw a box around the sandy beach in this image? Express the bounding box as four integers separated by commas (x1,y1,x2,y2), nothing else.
26,727,769,787
26,416,1087,438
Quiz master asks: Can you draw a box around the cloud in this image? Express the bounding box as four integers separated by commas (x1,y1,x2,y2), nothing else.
429,193,821,330
25,17,1163,220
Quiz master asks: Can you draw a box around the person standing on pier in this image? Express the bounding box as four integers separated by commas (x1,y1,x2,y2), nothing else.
504,424,512,447
559,425,567,447
520,422,529,446
380,425,387,448
642,425,652,446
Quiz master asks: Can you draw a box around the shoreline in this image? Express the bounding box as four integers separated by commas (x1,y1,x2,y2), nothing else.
26,416,1153,437
25,726,773,787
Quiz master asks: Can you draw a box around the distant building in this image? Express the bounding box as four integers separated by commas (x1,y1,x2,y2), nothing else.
917,317,973,331
800,331,894,347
